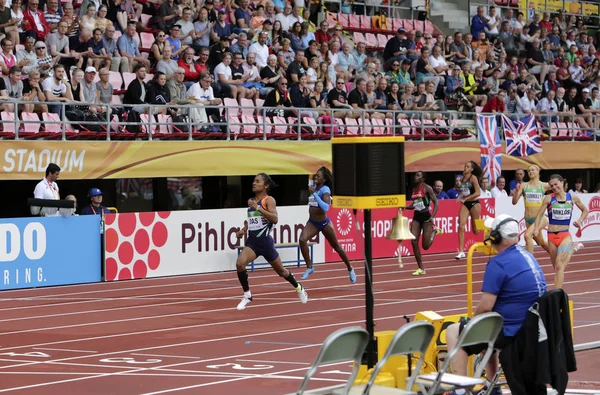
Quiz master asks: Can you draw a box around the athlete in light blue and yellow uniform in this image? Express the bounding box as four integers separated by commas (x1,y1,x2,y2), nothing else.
512,164,550,254
533,174,587,289
235,173,309,310
299,167,356,283
456,161,483,260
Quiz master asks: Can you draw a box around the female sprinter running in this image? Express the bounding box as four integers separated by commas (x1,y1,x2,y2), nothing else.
512,164,551,253
235,173,308,310
533,174,587,289
299,167,356,283
406,171,440,276
455,161,483,260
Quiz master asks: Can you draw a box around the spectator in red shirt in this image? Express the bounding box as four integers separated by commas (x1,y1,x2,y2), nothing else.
314,21,332,45
539,12,553,33
178,46,203,87
482,89,506,113
23,0,49,41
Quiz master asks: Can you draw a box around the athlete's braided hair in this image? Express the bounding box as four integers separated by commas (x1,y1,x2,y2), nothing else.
318,167,334,188
257,173,278,192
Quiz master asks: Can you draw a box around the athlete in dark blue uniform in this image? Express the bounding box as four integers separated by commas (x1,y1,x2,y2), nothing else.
235,173,308,310
299,167,356,283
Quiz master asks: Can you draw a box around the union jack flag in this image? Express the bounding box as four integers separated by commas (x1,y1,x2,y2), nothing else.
477,115,502,186
501,114,543,157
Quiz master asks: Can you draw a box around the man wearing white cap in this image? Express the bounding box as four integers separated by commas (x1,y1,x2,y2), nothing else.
443,214,547,395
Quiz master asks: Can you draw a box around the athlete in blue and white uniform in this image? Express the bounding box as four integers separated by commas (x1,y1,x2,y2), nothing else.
533,173,587,289
299,167,356,283
235,173,309,310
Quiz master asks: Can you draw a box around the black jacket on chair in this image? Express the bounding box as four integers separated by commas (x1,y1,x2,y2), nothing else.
500,289,576,395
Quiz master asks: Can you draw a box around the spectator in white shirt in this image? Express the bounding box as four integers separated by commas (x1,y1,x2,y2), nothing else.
249,31,269,69
188,70,222,122
536,90,558,125
480,177,492,198
428,45,451,75
275,4,293,32
517,88,537,114
32,163,61,217
491,176,508,198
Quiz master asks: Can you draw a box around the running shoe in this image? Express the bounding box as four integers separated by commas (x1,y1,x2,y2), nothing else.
301,267,315,280
573,242,584,252
433,225,443,235
412,268,426,276
455,252,466,260
349,268,357,284
236,296,252,310
296,284,308,304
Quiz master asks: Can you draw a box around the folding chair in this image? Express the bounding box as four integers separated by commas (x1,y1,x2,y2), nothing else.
293,326,369,395
349,321,435,395
416,312,504,395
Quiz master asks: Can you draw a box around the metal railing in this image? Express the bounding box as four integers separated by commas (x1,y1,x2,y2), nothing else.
1,100,597,142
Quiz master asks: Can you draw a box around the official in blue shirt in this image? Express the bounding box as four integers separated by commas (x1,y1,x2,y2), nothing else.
443,214,547,395
81,188,112,216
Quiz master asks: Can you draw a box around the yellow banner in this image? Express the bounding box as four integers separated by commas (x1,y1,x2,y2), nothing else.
0,140,598,180
519,0,599,17
0,141,330,180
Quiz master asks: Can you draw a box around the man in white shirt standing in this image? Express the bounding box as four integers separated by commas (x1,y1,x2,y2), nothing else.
32,163,61,216
480,177,493,198
491,176,508,198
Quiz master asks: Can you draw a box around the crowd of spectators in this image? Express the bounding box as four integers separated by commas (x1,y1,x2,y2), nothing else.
0,0,599,135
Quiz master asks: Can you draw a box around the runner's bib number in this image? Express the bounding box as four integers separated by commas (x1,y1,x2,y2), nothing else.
413,199,426,211
525,192,543,203
247,213,265,231
551,205,572,221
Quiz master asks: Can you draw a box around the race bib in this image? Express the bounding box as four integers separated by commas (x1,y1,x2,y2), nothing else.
525,192,543,203
551,204,572,221
413,199,426,211
308,195,318,208
247,213,265,231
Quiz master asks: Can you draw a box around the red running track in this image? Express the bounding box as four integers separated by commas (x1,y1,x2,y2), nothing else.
0,243,599,394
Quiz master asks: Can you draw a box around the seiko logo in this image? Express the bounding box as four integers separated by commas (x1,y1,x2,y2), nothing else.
336,198,353,206
376,198,399,207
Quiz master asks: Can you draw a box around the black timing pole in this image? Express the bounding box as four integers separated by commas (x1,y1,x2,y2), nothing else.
364,208,376,369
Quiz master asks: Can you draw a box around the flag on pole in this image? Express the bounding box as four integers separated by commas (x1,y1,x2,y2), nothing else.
477,114,502,186
501,114,543,157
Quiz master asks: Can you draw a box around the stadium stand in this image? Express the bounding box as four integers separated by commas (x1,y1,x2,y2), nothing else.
0,0,599,141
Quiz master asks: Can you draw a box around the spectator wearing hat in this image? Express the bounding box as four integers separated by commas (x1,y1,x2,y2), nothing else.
81,188,111,216
383,28,409,69
210,8,236,46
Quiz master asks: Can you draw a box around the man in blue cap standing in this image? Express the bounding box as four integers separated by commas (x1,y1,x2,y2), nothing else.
81,188,111,216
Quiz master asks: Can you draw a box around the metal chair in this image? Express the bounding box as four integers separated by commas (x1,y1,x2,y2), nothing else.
416,312,504,395
295,326,370,395
349,321,435,395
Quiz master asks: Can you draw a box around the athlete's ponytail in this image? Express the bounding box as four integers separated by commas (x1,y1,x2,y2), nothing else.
258,173,278,192
318,167,334,188
470,161,483,178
